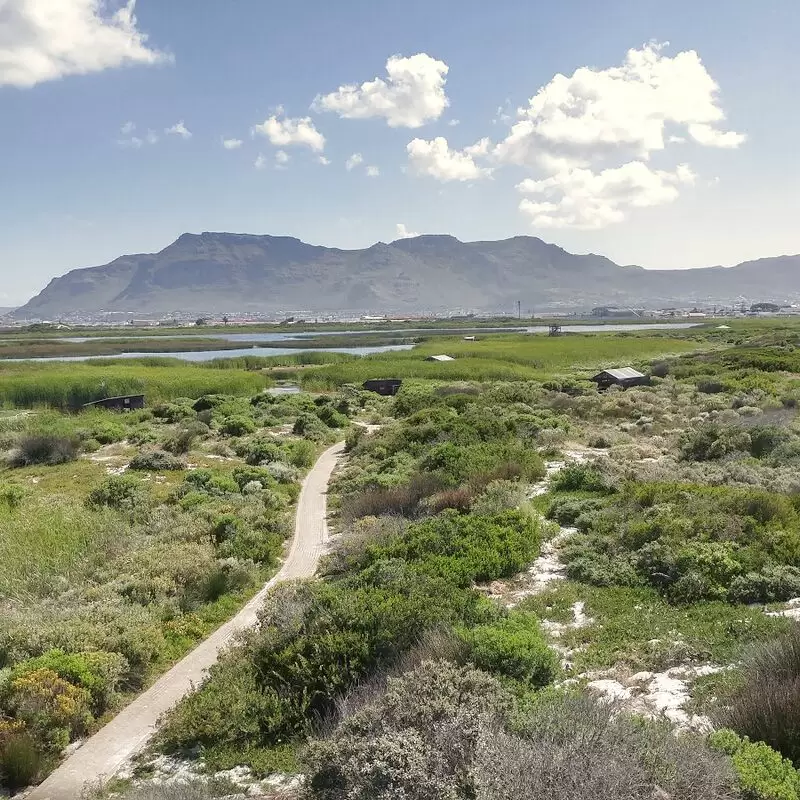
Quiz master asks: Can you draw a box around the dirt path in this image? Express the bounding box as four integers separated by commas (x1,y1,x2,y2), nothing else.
27,441,345,800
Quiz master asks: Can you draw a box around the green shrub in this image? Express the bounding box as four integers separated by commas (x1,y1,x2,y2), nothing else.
10,649,127,713
220,415,256,437
86,475,147,511
0,732,41,792
293,413,331,442
462,612,557,687
550,464,609,493
286,439,316,469
243,438,284,466
710,729,800,800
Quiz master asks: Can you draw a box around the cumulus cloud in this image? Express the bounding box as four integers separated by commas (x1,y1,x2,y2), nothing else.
0,0,170,88
495,43,745,170
313,53,449,128
252,110,325,152
318,155,331,165
517,161,696,229
490,43,744,230
366,165,380,177
345,153,363,171
222,138,243,150
254,153,267,170
120,120,135,135
116,121,157,148
165,120,191,139
406,136,493,182
395,223,419,239
275,149,290,167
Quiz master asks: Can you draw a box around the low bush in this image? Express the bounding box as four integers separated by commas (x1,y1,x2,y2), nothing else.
710,729,800,800
86,475,148,511
220,415,256,437
461,612,557,687
286,439,316,469
341,473,444,521
128,449,186,471
718,625,800,766
242,438,284,466
9,434,79,467
550,464,610,493
0,732,41,792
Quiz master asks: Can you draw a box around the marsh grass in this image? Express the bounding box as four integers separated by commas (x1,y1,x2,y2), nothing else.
0,359,269,409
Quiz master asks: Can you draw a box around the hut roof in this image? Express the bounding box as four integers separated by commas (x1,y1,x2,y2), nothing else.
591,367,645,381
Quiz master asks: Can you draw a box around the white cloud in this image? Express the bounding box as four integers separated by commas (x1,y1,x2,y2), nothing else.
222,138,243,150
145,129,158,144
395,223,419,239
117,135,143,149
517,160,696,229
252,111,325,152
117,123,157,148
345,153,363,171
406,136,493,182
165,120,192,139
366,165,380,177
313,53,449,128
120,120,135,135
687,123,747,148
448,119,460,127
494,43,745,170
317,155,331,165
0,0,170,88
254,154,267,170
275,149,290,167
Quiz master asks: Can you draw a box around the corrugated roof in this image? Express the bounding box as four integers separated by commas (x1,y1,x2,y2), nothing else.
593,367,645,380
426,354,455,361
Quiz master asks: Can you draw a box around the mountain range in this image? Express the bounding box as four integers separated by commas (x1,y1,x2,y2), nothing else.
13,232,800,318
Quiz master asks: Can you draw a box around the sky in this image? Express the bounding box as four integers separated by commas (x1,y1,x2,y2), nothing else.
0,0,798,305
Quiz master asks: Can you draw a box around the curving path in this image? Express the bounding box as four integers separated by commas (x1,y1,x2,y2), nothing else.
28,441,345,800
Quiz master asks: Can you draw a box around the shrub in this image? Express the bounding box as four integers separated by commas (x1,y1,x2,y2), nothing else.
341,473,444,521
286,439,316,468
471,480,527,516
243,438,284,466
10,649,127,714
550,464,609,493
0,732,41,792
710,729,800,800
427,486,474,514
474,693,736,800
718,625,800,765
128,450,186,471
304,660,512,800
462,612,557,687
345,426,365,452
9,434,79,467
86,475,147,511
220,415,256,437
316,405,349,429
293,412,331,442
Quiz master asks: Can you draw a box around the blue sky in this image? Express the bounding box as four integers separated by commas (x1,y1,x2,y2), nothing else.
1,0,798,305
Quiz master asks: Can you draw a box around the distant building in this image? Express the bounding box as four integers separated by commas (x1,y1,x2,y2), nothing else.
82,394,145,412
590,368,647,391
425,354,455,362
363,379,402,396
463,335,476,341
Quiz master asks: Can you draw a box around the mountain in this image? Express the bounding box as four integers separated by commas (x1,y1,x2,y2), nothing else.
14,232,800,318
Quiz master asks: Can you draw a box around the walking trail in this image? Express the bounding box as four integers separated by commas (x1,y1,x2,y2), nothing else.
27,441,345,800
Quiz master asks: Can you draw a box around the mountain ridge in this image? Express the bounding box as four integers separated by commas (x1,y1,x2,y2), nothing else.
14,232,800,318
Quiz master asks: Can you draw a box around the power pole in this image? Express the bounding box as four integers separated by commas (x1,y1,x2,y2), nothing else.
517,300,521,319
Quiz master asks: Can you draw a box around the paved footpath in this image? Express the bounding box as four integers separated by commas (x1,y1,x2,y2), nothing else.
27,441,345,800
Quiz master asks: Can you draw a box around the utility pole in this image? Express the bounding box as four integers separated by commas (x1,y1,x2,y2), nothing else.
517,300,521,320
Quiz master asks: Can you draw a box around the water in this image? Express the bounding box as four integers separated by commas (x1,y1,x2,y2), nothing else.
7,344,415,363
59,322,698,344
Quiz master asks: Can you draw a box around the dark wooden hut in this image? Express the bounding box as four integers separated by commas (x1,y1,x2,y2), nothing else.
362,379,402,396
82,394,145,412
590,368,647,391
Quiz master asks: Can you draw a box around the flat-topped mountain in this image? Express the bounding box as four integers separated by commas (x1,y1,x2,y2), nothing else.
14,232,800,317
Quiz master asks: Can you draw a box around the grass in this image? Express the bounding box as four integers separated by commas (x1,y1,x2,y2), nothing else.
297,333,698,389
519,582,791,673
0,359,270,409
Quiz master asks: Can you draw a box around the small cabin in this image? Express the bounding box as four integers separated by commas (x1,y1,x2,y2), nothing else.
591,368,647,391
425,354,455,362
82,394,145,412
548,324,562,337
363,379,402,397
463,336,476,341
